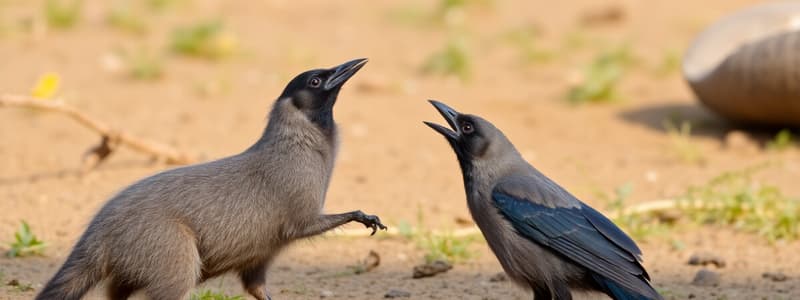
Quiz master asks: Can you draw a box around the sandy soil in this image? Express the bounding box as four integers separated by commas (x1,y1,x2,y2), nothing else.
1,0,799,299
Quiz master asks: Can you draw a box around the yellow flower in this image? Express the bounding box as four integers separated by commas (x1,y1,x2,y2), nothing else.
31,72,61,99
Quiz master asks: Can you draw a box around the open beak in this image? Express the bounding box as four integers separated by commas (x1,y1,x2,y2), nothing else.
325,58,368,90
423,100,460,141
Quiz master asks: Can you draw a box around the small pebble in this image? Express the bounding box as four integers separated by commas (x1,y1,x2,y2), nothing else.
320,290,334,298
489,272,508,282
384,289,411,298
691,269,721,286
724,130,759,152
762,272,789,282
688,252,726,268
412,260,453,278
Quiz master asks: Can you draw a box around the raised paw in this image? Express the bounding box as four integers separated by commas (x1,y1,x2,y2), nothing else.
354,211,388,236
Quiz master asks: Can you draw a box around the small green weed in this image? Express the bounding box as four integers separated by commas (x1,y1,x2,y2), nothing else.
604,183,672,240
107,1,148,34
7,221,46,258
679,166,799,241
421,38,471,81
171,20,238,60
503,25,553,64
119,48,163,80
767,129,794,151
567,46,633,103
44,0,81,29
189,289,244,300
664,119,705,165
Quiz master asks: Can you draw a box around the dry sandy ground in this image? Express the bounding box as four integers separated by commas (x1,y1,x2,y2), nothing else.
1,0,799,299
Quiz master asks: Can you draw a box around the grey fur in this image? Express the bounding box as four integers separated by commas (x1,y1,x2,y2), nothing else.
36,59,385,300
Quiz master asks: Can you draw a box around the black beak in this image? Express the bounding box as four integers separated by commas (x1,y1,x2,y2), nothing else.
325,58,368,90
424,100,460,141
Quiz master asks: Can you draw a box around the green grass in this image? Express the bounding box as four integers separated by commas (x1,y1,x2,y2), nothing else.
189,289,244,300
766,129,794,151
107,1,148,35
44,0,81,29
7,221,46,257
664,119,705,164
398,215,478,264
653,48,680,77
612,165,800,242
421,38,471,81
678,166,799,241
603,183,673,241
170,20,237,60
567,46,633,103
503,25,553,64
120,48,164,80
419,232,476,263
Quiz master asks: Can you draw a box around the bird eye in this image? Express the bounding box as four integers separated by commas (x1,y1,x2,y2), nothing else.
461,122,474,134
309,77,322,88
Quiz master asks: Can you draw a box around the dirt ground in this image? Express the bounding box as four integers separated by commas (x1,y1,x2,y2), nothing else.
1,0,799,299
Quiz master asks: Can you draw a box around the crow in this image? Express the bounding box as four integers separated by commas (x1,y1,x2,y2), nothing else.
424,100,661,300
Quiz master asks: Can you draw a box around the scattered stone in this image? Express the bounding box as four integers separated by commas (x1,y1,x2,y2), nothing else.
6,279,19,286
724,130,759,152
454,216,473,226
688,252,726,268
763,272,789,282
351,250,381,274
580,4,626,26
691,269,721,286
489,272,508,282
412,260,453,278
384,289,411,298
320,290,334,298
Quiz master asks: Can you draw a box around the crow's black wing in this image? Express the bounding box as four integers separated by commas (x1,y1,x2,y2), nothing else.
492,175,659,299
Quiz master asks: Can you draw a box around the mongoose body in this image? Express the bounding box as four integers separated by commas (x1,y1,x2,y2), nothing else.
37,59,385,300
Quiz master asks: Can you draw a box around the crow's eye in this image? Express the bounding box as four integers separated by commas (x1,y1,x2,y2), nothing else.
461,122,474,134
309,77,322,88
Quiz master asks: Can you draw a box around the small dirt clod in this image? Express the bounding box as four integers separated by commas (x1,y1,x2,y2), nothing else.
489,272,507,282
691,269,721,286
384,289,411,298
688,252,726,268
762,272,789,282
412,260,453,278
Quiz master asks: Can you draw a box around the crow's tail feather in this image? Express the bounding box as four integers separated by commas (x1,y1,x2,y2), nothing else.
591,273,662,300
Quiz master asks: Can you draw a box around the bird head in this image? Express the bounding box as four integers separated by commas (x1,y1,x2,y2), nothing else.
424,100,518,165
277,58,368,128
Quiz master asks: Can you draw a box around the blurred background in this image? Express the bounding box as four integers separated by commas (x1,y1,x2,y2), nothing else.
1,0,798,299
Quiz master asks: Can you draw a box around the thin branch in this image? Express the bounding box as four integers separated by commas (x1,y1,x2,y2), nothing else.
0,94,196,166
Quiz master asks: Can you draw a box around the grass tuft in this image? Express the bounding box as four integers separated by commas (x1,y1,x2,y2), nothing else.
766,129,794,151
567,46,633,103
7,221,46,258
663,119,704,165
189,289,244,300
421,38,471,81
44,0,81,29
170,20,238,60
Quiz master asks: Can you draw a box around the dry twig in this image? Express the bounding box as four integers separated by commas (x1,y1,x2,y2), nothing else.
0,94,196,168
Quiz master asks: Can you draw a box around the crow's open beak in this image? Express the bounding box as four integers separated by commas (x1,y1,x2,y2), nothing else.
325,58,368,90
424,100,460,141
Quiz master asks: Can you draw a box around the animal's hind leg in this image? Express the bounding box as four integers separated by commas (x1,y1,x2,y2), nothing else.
239,255,278,300
106,278,137,300
139,223,201,300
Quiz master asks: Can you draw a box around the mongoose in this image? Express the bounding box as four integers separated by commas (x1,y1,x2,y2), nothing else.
36,58,386,300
